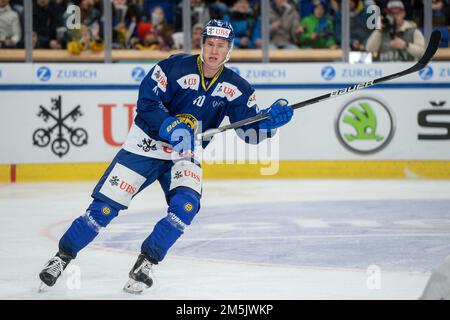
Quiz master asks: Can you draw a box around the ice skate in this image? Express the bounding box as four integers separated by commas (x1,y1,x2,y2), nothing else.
38,251,72,291
123,253,157,294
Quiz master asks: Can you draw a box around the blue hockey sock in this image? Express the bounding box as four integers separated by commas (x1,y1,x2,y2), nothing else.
59,199,119,258
141,217,184,262
141,188,200,262
59,215,98,258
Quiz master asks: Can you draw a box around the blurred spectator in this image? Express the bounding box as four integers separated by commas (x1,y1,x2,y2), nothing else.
223,0,256,48
190,0,211,27
133,18,158,49
112,0,143,49
66,0,103,54
299,0,337,48
375,0,414,21
269,0,303,49
252,17,262,48
144,0,176,24
332,0,370,51
10,0,23,14
0,0,21,48
134,6,173,50
174,0,210,33
150,6,174,50
33,0,66,49
445,0,450,26
171,22,203,50
431,0,446,26
191,22,203,49
297,0,315,18
208,0,229,20
366,0,425,61
78,0,102,34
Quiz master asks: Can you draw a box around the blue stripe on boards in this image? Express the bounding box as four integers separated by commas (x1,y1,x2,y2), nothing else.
0,83,449,90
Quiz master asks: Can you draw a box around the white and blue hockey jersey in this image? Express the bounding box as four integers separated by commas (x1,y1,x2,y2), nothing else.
123,53,272,160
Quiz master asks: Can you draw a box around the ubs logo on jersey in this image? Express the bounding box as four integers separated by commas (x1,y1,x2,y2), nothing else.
173,169,201,183
211,82,242,102
183,169,201,182
177,74,200,90
109,175,137,195
33,95,88,158
151,64,168,92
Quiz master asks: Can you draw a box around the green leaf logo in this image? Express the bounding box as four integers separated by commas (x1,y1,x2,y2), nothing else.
336,98,394,154
343,102,384,142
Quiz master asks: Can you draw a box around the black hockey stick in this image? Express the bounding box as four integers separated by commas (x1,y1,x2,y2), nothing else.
199,30,441,140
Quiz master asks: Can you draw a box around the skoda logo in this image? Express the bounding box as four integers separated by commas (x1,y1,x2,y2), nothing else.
321,66,336,81
131,67,146,82
37,66,51,82
419,65,433,80
335,97,395,154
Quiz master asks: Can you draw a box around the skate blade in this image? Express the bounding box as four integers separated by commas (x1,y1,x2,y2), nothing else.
38,282,48,293
123,278,148,295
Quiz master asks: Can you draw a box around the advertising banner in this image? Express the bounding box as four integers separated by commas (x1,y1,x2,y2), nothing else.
1,62,449,164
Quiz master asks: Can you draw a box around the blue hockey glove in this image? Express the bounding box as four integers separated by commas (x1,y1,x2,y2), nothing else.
259,99,294,131
159,116,195,154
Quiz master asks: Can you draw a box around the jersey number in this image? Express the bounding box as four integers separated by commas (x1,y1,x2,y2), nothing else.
193,95,206,107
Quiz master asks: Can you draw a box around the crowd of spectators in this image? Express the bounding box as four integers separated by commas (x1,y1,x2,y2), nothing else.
0,0,449,58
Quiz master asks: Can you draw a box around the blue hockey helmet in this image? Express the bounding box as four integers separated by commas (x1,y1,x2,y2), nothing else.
201,19,235,47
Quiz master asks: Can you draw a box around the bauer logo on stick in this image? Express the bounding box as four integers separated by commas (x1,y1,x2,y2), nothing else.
330,81,374,97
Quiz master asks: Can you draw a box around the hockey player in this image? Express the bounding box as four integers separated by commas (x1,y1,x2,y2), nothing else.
38,19,294,294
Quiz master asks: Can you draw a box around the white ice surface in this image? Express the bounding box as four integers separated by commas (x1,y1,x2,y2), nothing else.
1,179,450,300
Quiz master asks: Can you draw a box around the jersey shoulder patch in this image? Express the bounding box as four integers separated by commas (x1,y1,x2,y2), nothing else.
211,81,242,102
151,64,168,92
176,74,200,91
246,92,258,109
152,54,197,93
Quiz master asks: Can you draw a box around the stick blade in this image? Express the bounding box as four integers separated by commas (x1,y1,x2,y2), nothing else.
417,30,441,68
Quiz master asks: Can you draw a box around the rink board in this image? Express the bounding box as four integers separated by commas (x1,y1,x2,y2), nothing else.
1,160,450,183
1,62,449,181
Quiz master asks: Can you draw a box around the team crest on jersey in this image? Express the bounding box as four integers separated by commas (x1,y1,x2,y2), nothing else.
176,74,200,91
184,202,193,212
151,64,168,92
102,206,111,215
176,113,199,131
211,82,242,102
